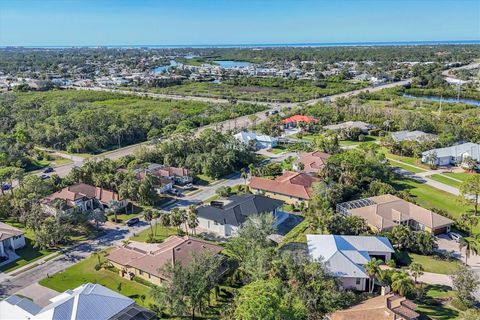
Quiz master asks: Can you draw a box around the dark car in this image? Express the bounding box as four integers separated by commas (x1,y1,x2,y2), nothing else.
43,167,55,173
126,218,140,226
1,183,11,191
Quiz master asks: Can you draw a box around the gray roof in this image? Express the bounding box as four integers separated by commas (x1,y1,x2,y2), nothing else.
4,295,42,315
234,131,278,144
197,194,283,226
307,235,394,279
323,121,374,132
422,142,480,160
391,130,438,143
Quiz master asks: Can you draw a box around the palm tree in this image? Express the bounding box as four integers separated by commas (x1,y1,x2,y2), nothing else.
143,209,154,236
364,258,382,293
121,239,131,247
391,272,415,296
92,250,102,266
459,237,479,265
240,168,248,187
187,205,199,235
159,212,171,237
170,208,184,234
152,209,160,236
409,262,424,284
108,200,123,223
89,209,106,230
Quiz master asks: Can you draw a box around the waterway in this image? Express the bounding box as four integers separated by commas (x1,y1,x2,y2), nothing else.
152,60,178,74
401,93,480,107
213,60,253,68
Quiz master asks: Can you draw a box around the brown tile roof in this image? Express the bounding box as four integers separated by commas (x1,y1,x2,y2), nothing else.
348,194,453,231
330,294,419,320
157,166,191,178
295,151,330,174
249,171,320,200
0,222,24,241
107,236,223,279
42,183,123,206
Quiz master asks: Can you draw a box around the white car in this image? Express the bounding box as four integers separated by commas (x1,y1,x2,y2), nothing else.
449,232,462,242
184,183,193,190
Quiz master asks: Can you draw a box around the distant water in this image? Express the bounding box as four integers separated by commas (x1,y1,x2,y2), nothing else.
213,60,253,68
5,40,480,49
402,93,480,107
152,60,178,74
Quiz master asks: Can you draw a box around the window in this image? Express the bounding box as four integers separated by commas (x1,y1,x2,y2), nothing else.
139,270,143,275
356,278,361,285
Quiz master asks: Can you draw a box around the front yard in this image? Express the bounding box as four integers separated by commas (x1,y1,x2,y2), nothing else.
130,224,178,243
395,250,462,275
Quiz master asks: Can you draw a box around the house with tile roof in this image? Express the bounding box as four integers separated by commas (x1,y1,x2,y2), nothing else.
107,236,224,285
41,183,127,215
0,283,156,320
337,194,453,235
249,171,320,205
0,222,25,258
196,194,284,237
329,293,419,320
293,151,330,175
307,235,395,291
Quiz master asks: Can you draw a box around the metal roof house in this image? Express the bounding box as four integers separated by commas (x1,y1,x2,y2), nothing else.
421,142,480,167
197,194,284,237
234,131,278,149
0,283,156,320
307,235,394,291
391,130,438,143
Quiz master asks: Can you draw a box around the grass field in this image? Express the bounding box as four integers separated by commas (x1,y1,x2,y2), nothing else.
428,174,463,188
270,146,287,154
130,225,178,243
416,285,460,320
442,172,475,182
395,251,461,275
39,250,155,307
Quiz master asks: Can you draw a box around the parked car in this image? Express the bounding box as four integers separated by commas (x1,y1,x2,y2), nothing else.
184,183,193,190
1,183,11,191
126,218,140,227
40,174,50,180
43,167,54,173
449,232,462,242
169,189,181,196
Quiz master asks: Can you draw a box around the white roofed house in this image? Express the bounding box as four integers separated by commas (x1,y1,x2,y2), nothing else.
421,142,480,167
391,130,438,143
307,235,394,291
0,283,156,320
0,222,25,259
234,131,278,150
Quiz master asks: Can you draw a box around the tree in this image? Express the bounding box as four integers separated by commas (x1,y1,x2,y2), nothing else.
187,205,199,235
33,217,70,250
459,237,478,264
151,252,224,319
152,209,161,236
233,279,302,320
391,272,415,296
170,208,185,234
409,262,424,284
412,231,436,255
364,258,382,293
89,209,106,230
452,265,480,308
459,175,480,216
390,225,412,250
240,168,248,186
459,213,478,236
159,211,171,237
143,208,154,236
107,200,123,223
460,308,480,320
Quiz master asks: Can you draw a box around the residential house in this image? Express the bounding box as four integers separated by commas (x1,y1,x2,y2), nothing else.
128,164,174,194
0,283,156,320
293,151,330,175
197,194,284,237
234,131,278,149
337,194,454,235
0,222,25,258
323,121,375,133
282,115,318,129
391,130,438,143
107,236,224,285
41,183,127,215
307,234,395,291
157,165,193,185
329,293,419,320
421,142,480,167
249,171,320,205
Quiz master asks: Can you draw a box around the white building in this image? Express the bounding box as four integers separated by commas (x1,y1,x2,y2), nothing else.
422,142,480,167
0,283,156,320
307,235,394,291
234,131,278,149
0,222,25,258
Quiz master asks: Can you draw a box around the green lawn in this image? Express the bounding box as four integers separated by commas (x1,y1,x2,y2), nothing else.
270,146,287,154
389,159,427,174
416,285,460,320
280,219,316,245
442,172,475,182
428,174,463,188
130,225,178,243
39,250,155,307
395,251,462,275
0,220,55,273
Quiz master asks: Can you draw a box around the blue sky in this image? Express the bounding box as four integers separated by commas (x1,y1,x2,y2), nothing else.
0,0,479,46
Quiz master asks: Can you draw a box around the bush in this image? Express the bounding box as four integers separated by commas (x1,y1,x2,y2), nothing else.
94,263,101,271
386,259,396,268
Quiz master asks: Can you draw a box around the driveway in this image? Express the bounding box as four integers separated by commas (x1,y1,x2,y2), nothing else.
436,234,480,267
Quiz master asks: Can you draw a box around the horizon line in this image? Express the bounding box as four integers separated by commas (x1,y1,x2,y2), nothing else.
1,39,479,49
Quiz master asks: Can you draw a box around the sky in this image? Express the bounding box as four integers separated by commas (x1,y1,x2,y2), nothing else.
0,0,479,46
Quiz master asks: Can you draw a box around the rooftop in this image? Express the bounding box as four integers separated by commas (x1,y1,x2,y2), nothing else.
0,222,24,241
295,151,330,174
249,171,320,200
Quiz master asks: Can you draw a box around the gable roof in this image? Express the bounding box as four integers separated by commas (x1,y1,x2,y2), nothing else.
348,194,454,231
422,142,480,160
391,130,438,143
197,194,283,226
249,171,320,200
42,183,123,207
307,235,394,278
295,151,330,174
234,131,277,144
0,222,24,241
330,293,419,320
107,236,223,279
323,121,374,131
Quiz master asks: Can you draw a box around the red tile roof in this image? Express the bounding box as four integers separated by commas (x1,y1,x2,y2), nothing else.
42,183,123,206
282,115,318,124
249,171,320,200
296,151,330,174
